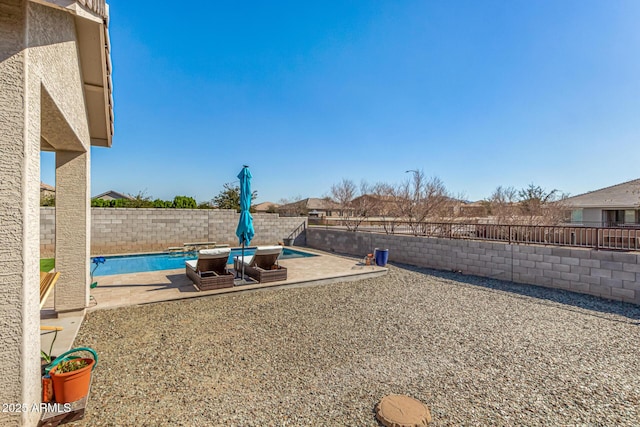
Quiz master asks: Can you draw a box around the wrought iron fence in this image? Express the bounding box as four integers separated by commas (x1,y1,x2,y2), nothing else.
310,219,640,251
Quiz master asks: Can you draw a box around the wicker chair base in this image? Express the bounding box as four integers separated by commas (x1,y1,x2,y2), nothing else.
243,265,287,283
186,266,234,291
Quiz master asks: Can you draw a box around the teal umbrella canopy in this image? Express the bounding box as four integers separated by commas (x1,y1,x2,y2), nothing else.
235,166,254,246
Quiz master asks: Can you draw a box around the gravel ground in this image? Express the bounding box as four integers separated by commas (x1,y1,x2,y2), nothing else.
70,263,640,426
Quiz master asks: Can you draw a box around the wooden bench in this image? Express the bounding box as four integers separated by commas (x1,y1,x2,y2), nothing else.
40,272,60,310
40,272,63,334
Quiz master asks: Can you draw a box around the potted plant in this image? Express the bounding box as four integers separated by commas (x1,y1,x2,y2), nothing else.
46,347,98,404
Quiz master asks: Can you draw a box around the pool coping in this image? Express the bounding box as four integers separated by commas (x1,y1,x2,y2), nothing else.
90,245,314,259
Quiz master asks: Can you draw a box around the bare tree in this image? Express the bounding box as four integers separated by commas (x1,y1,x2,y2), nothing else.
370,182,401,234
329,178,363,230
442,191,463,220
330,179,356,216
347,181,386,231
518,184,568,225
485,184,568,225
484,186,520,224
396,171,451,236
277,195,306,217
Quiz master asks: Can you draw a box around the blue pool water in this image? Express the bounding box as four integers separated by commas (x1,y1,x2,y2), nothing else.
94,248,315,276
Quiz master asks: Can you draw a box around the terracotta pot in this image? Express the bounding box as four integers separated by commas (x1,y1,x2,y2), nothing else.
50,358,94,403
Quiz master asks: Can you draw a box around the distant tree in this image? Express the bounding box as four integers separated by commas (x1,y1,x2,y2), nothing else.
152,199,171,208
517,184,567,225
371,182,402,234
91,198,113,207
484,186,519,224
349,181,385,230
265,204,278,213
197,201,212,209
484,184,567,225
278,196,306,216
518,184,557,216
124,191,154,208
172,195,197,209
396,171,450,235
330,179,359,230
40,195,55,207
327,179,386,231
330,179,356,215
212,183,257,211
91,192,202,209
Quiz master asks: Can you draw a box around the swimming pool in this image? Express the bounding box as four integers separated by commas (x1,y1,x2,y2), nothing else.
94,248,316,276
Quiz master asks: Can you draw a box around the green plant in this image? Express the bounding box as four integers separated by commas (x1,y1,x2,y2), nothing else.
40,195,56,206
172,195,197,209
55,359,88,373
153,198,171,208
91,198,114,207
40,328,58,364
213,182,258,211
40,340,58,364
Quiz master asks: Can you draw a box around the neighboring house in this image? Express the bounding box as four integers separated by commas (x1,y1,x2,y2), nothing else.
40,181,56,198
458,201,489,218
564,178,640,226
278,198,342,217
349,194,478,219
93,190,134,201
350,194,396,217
254,201,279,213
0,1,113,424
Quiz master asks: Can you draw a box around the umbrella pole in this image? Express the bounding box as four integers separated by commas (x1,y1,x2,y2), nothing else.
241,241,245,281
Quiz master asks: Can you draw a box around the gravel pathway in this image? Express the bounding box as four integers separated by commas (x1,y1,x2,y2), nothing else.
70,263,640,426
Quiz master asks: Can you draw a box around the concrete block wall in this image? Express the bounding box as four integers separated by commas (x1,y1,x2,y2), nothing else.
91,208,210,254
307,228,640,305
40,208,307,255
41,207,55,254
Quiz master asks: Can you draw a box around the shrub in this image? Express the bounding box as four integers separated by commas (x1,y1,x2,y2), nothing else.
172,196,197,209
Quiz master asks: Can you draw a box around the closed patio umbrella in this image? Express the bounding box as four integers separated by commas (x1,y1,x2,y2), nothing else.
235,165,254,282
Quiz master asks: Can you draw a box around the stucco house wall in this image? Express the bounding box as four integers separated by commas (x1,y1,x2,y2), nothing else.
1,1,110,425
0,3,40,425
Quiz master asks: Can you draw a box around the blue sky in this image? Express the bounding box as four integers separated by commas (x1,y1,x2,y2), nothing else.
41,0,640,204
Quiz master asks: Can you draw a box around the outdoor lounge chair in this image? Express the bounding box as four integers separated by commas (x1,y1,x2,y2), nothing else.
185,248,234,291
234,245,287,283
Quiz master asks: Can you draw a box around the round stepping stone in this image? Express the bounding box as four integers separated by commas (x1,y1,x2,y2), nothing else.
376,394,432,427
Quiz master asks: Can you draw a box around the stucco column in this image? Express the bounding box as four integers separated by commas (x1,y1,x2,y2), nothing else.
0,1,42,425
54,150,90,313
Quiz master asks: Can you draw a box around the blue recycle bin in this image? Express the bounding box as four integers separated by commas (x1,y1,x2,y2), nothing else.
374,248,389,267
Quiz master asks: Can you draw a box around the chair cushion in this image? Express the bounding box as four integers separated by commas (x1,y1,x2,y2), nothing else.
254,246,283,256
199,248,231,259
235,254,254,266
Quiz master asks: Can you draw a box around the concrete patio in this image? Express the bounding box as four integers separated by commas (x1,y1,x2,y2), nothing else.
40,248,387,356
